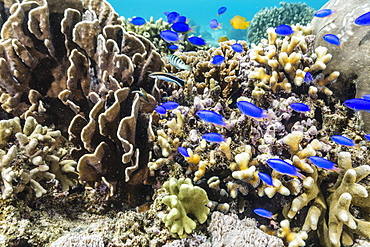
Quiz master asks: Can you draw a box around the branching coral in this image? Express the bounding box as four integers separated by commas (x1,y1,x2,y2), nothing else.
0,116,77,199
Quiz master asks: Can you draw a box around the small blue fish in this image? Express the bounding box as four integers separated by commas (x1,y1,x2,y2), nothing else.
212,55,225,65
275,24,294,36
258,172,274,187
314,9,335,18
236,101,268,120
231,43,243,52
331,135,355,147
168,44,179,50
323,34,341,47
364,134,370,141
172,22,191,33
308,156,340,171
196,110,227,127
155,105,167,114
162,101,179,111
177,16,187,23
362,94,370,100
178,147,190,157
167,11,180,24
188,36,206,46
344,98,370,111
254,208,277,219
304,71,313,84
202,133,226,143
130,17,146,26
266,159,304,179
160,30,180,42
290,103,311,113
210,19,221,30
355,12,370,26
217,7,227,16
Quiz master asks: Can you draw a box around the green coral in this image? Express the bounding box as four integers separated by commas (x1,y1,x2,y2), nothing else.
247,2,315,44
162,177,210,238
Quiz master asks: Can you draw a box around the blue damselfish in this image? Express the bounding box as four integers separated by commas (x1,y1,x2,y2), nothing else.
178,147,190,157
323,34,341,47
344,98,370,111
130,17,146,26
314,9,335,18
308,156,340,171
237,101,268,120
275,25,294,36
188,36,206,46
196,110,227,127
160,30,180,42
155,105,167,114
355,12,370,26
254,208,276,219
290,103,311,113
162,101,179,111
212,55,225,65
217,7,227,16
331,135,355,147
304,71,313,84
258,172,274,187
202,133,226,143
266,158,304,178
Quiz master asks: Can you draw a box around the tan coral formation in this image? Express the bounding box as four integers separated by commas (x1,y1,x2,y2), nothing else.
0,0,165,205
0,116,77,199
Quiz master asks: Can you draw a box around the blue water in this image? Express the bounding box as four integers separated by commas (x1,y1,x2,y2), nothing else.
107,0,328,45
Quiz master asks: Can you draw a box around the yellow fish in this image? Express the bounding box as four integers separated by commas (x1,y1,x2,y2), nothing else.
218,36,229,42
230,15,250,30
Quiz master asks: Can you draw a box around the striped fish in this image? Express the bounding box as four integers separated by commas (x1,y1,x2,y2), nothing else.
132,88,150,102
149,72,185,87
167,54,192,70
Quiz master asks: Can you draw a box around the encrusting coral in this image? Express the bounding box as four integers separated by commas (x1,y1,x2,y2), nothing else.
162,177,210,238
0,116,77,199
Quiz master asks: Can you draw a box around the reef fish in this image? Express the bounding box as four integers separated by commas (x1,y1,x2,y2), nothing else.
231,43,244,52
331,135,355,147
162,101,179,111
188,36,206,46
218,36,229,42
177,16,187,23
202,133,226,143
253,208,277,219
149,72,185,86
196,110,227,127
167,11,180,24
266,158,304,179
355,12,370,26
304,71,313,84
210,19,221,30
154,105,167,114
323,34,341,47
258,172,274,187
308,156,340,171
212,55,225,65
236,101,268,120
364,134,370,141
178,147,190,157
166,54,192,71
344,98,370,111
132,88,150,102
362,94,370,100
160,30,180,42
130,17,146,26
275,24,294,36
172,22,191,33
290,103,311,113
168,44,179,51
217,7,227,16
230,15,250,30
314,9,335,18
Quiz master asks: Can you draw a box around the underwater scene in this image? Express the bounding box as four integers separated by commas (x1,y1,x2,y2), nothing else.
0,0,370,246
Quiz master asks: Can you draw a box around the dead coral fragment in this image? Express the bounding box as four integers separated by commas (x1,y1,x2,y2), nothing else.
0,117,77,199
162,177,210,238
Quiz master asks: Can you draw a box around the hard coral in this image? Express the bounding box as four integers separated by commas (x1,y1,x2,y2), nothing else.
0,116,77,199
0,0,163,205
162,177,210,238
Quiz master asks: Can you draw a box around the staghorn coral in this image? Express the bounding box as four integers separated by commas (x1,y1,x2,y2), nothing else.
247,2,316,45
162,177,210,238
0,116,77,199
0,0,164,205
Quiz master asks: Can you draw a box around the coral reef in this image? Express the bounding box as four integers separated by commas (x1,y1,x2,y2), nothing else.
0,116,77,199
162,177,210,238
247,2,316,45
0,0,164,205
310,0,370,132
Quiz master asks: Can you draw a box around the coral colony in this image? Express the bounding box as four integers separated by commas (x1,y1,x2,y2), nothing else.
0,0,369,246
